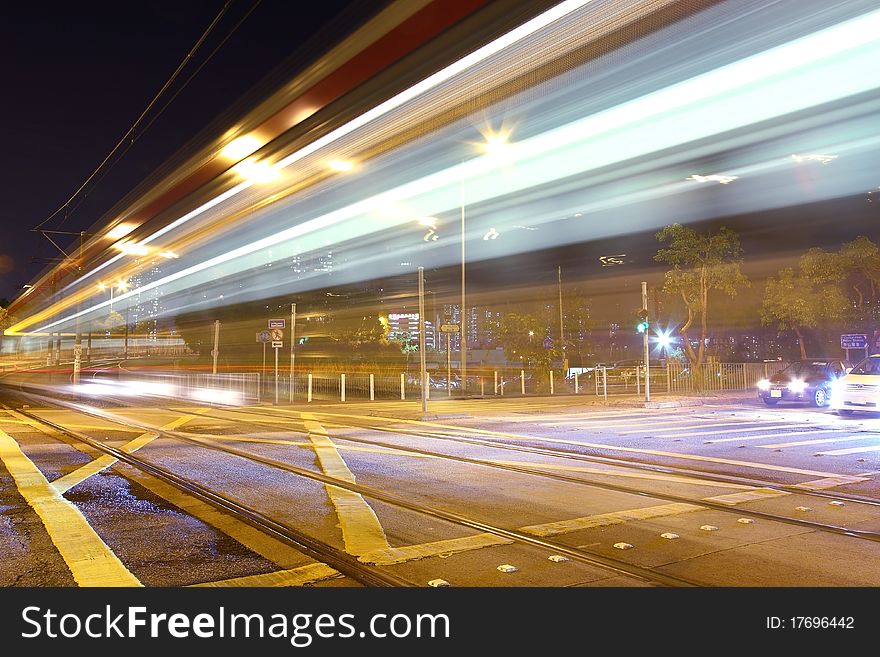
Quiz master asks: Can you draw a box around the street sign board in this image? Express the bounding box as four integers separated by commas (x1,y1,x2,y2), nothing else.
270,328,284,341
269,319,285,329
439,324,460,333
841,334,868,349
272,341,283,348
257,330,271,343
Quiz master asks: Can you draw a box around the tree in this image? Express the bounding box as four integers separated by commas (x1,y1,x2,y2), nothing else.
761,267,847,359
801,236,880,326
498,313,549,369
655,224,749,376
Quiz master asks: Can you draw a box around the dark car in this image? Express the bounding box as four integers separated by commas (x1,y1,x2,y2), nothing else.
756,359,847,407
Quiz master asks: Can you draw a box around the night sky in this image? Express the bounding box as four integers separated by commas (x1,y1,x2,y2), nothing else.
0,0,380,302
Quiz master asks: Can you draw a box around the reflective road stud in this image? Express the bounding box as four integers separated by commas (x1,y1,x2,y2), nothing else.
613,542,634,550
737,518,755,524
660,532,679,539
548,555,569,562
497,564,518,573
428,579,450,587
700,525,719,531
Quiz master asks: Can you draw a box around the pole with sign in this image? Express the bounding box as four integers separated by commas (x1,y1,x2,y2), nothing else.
841,334,868,364
257,329,271,398
440,323,459,397
269,324,284,405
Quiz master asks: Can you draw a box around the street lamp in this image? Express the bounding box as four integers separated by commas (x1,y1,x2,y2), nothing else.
460,130,511,391
99,280,128,313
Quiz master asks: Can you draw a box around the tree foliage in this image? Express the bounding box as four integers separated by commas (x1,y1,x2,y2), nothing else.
497,313,551,369
655,224,749,369
800,236,880,325
761,267,847,359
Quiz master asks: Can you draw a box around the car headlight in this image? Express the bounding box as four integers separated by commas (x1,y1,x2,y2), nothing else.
788,378,807,393
757,379,770,391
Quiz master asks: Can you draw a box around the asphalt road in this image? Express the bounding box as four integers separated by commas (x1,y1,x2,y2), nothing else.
1,386,879,587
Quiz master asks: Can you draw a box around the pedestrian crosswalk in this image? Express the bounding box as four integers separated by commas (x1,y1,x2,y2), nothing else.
510,408,880,458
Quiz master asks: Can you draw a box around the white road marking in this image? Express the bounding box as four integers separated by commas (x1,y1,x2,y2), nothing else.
758,435,878,449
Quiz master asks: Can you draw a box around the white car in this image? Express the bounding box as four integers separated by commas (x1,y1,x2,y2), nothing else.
831,354,880,414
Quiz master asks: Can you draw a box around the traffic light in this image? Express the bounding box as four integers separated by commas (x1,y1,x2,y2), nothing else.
636,309,649,334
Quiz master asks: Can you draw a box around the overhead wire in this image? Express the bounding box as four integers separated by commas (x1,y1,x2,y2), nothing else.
35,0,235,230
61,0,264,222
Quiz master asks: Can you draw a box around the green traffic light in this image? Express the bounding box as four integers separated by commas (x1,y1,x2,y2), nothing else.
636,321,648,333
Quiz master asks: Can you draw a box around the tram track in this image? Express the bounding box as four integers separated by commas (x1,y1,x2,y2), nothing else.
6,391,702,587
139,402,880,541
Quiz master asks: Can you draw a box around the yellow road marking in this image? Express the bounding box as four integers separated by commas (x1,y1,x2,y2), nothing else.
51,415,194,494
360,533,513,565
702,488,789,505
190,563,340,587
490,459,751,489
758,435,876,449
0,428,141,587
792,475,869,490
520,502,702,537
302,413,391,557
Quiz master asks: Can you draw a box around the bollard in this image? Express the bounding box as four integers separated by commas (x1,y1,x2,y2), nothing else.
574,372,579,394
636,365,640,396
550,370,554,395
400,372,405,400
521,369,525,396
341,373,346,402
603,366,608,400
370,373,375,401
307,373,312,403
480,377,485,396
494,371,498,395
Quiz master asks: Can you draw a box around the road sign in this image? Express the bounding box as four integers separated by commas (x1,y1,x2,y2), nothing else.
257,331,271,343
439,324,460,333
269,319,285,329
272,341,283,348
270,328,284,341
841,334,867,349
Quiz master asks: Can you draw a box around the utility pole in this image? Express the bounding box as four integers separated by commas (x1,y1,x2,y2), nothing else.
211,319,220,375
289,302,296,403
642,281,650,402
558,265,567,373
418,267,428,416
460,172,467,393
72,232,84,385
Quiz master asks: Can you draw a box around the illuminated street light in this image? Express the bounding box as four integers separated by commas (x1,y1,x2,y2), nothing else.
220,135,262,160
114,241,149,256
106,223,136,240
791,153,837,164
98,280,128,313
687,173,738,184
232,157,280,183
328,159,354,171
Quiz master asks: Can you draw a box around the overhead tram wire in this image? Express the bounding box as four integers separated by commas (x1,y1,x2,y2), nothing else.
34,0,235,231
61,1,266,223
